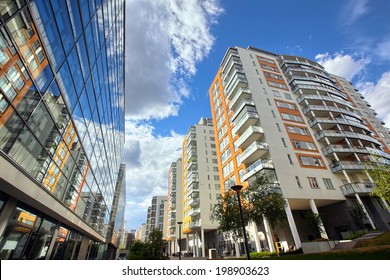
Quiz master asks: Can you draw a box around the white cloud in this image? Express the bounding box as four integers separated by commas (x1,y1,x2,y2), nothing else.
125,0,223,120
123,0,223,229
315,52,370,81
340,0,370,26
123,118,184,229
356,72,390,127
376,38,390,61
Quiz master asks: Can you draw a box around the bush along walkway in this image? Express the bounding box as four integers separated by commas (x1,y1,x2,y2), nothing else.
332,231,385,251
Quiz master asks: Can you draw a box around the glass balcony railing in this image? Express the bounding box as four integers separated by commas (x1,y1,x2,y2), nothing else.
229,88,252,109
189,221,201,229
234,125,264,150
308,117,368,131
340,183,375,197
322,144,369,156
329,161,367,173
187,207,200,217
315,130,381,145
242,159,274,181
297,94,353,109
232,100,256,121
225,74,248,100
231,111,259,136
302,105,360,120
239,141,269,164
188,197,200,206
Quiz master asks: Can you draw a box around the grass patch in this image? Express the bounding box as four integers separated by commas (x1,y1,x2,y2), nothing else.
354,232,390,248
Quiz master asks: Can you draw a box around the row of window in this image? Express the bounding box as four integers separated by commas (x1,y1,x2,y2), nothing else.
295,176,335,190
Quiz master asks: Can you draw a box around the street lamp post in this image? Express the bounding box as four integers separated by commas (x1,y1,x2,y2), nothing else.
231,185,251,260
177,222,183,260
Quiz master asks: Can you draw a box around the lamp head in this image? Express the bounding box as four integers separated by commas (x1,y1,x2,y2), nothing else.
177,221,183,225
231,185,243,192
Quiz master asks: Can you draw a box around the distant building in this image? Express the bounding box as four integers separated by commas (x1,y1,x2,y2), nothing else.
145,196,167,240
180,117,223,258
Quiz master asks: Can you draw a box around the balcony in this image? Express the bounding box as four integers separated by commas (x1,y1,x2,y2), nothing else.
329,161,367,173
308,117,369,131
225,73,248,100
296,94,353,109
188,197,200,206
232,99,256,121
231,111,259,136
315,130,381,145
234,125,264,150
292,83,347,99
187,182,199,195
242,159,275,181
322,144,369,156
229,88,252,109
189,221,201,229
340,183,375,197
302,105,360,120
188,207,200,217
239,141,269,165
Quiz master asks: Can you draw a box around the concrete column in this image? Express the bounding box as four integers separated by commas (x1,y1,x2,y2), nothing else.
354,193,376,229
251,221,262,252
263,217,276,252
309,199,329,239
234,238,240,258
284,199,302,249
381,198,390,213
0,197,17,238
186,234,189,253
201,229,205,257
45,224,60,260
193,233,198,257
77,235,91,260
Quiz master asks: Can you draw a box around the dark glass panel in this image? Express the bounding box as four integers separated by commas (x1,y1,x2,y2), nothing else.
0,206,41,260
79,0,90,28
57,61,77,113
0,101,24,153
76,36,90,80
50,226,70,259
66,0,83,40
0,0,25,21
30,0,65,72
67,47,84,95
23,218,56,259
50,0,73,55
84,23,96,65
7,125,51,181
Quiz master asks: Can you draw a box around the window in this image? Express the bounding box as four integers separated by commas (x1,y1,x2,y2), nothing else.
222,161,234,177
293,140,316,150
300,156,324,167
281,113,303,122
281,138,287,147
276,101,296,110
284,93,292,100
379,132,385,138
276,123,281,132
221,148,231,164
268,81,288,89
286,125,309,135
272,90,281,97
267,98,271,105
214,175,220,181
264,71,283,80
308,177,320,189
323,178,335,190
219,136,229,151
271,110,276,118
287,154,293,165
295,176,302,188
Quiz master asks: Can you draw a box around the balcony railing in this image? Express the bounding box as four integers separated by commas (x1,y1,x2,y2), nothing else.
234,125,264,150
225,74,248,100
302,105,360,119
188,197,200,206
340,183,375,197
187,207,200,217
315,130,381,145
296,94,353,109
239,141,269,164
229,88,252,109
308,117,368,131
189,221,201,229
232,99,256,121
231,111,259,136
243,159,274,181
329,161,367,173
322,144,369,156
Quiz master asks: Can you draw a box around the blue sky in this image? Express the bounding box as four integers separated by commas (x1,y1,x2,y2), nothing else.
123,0,390,230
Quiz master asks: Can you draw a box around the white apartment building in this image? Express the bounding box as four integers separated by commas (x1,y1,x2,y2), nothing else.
209,46,390,254
166,159,183,255
145,196,167,241
180,117,223,257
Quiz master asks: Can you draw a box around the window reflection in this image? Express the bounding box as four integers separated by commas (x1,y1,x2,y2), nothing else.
0,206,41,259
0,0,25,21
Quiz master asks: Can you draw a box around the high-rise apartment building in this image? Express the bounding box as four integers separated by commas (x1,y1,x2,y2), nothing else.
0,0,125,259
180,117,222,257
145,196,167,240
209,46,390,253
166,158,183,256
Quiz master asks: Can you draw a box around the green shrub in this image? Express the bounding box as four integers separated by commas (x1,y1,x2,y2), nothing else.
344,232,364,240
250,251,277,259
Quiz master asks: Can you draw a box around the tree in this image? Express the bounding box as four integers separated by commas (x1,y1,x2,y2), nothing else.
348,203,368,232
210,190,250,240
367,164,390,206
148,228,163,259
211,174,287,252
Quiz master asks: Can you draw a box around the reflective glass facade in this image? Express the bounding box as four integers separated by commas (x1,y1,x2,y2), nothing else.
0,0,125,260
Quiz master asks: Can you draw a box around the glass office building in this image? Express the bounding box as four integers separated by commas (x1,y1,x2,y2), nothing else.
0,0,125,259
